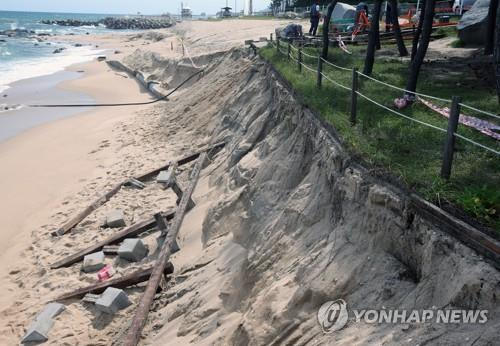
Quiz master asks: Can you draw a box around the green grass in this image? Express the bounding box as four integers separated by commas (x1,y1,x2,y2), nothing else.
450,39,466,48
261,43,500,232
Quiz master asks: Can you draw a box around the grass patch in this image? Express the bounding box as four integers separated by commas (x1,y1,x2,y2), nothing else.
450,39,466,48
261,43,500,231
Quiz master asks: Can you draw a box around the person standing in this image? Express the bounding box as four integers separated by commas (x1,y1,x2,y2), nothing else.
309,2,321,36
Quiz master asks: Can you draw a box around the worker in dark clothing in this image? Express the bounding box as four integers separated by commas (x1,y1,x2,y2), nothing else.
309,2,321,36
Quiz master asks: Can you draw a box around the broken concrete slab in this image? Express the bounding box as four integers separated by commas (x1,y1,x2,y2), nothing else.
156,170,175,185
82,251,106,272
95,287,131,314
106,209,126,228
21,303,65,344
118,238,148,262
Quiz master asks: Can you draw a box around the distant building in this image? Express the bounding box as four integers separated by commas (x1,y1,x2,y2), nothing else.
181,3,192,19
244,0,253,15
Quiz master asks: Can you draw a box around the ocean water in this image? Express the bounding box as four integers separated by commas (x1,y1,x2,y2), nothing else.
0,11,126,93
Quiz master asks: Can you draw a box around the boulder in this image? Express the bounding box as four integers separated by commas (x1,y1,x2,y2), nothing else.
457,0,491,45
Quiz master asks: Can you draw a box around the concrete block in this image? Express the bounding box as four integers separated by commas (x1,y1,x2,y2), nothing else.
118,238,148,262
21,319,54,343
95,287,131,314
37,303,65,321
156,170,175,185
106,209,126,228
82,251,106,272
21,303,64,344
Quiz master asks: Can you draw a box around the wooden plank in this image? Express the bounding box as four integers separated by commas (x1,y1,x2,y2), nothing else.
124,152,207,346
54,263,174,301
410,194,500,269
50,210,175,269
52,142,225,236
52,181,125,236
135,141,225,182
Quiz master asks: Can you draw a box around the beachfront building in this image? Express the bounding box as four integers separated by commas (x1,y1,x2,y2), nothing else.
244,0,253,15
181,3,192,19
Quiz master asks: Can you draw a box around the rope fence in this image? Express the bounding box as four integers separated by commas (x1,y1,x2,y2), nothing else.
267,38,499,180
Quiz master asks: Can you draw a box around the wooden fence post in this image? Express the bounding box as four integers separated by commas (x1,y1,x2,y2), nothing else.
298,48,302,72
270,33,273,42
440,96,461,180
350,68,358,125
317,55,323,88
277,37,280,52
287,42,291,60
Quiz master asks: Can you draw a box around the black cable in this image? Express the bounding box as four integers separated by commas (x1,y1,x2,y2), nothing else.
27,69,204,108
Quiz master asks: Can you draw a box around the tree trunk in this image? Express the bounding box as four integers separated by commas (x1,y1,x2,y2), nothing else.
411,0,427,61
322,1,339,59
390,0,408,56
485,0,498,55
406,0,436,95
495,0,500,103
363,0,382,75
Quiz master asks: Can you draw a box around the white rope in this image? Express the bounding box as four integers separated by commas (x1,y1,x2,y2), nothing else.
178,38,200,69
459,103,500,121
289,43,299,51
356,91,447,133
301,50,317,59
357,71,451,103
454,133,500,155
321,72,351,91
320,57,352,72
300,61,317,74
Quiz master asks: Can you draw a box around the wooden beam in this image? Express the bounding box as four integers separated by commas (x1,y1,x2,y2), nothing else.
54,263,174,301
50,210,175,269
52,181,125,236
123,152,207,346
135,141,225,182
52,141,225,236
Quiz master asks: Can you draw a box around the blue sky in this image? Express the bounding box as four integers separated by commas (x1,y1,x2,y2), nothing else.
0,0,271,15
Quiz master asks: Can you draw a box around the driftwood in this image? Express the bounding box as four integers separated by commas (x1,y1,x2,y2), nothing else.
54,263,174,301
53,141,225,236
50,211,175,269
124,152,207,346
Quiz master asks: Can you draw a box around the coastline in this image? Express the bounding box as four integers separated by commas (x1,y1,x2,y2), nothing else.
0,19,293,344
0,49,154,344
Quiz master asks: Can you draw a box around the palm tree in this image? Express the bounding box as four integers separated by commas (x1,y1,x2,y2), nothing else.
321,0,339,59
389,0,408,56
363,0,383,75
405,0,436,95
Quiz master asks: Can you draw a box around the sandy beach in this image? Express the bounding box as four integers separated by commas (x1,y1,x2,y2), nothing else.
0,19,293,345
1,16,498,346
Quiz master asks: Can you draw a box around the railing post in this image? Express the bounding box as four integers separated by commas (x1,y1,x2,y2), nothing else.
287,42,291,60
317,55,323,88
350,68,358,125
270,33,273,42
298,48,302,72
277,37,280,52
440,96,461,180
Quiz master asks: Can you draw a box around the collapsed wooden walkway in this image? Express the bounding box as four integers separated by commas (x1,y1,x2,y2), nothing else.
46,142,225,346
